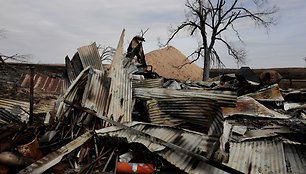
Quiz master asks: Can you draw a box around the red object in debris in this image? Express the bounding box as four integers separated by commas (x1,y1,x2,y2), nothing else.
116,162,154,174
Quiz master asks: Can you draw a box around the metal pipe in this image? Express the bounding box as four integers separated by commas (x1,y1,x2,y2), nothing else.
29,66,35,124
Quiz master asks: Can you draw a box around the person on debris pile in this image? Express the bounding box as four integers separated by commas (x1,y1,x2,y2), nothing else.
126,35,147,67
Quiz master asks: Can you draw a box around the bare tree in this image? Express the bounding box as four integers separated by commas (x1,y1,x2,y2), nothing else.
165,0,278,80
0,29,29,70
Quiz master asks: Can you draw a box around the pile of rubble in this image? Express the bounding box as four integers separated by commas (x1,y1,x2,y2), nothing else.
0,30,305,174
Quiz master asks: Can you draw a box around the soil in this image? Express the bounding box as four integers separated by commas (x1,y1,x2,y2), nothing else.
145,46,203,81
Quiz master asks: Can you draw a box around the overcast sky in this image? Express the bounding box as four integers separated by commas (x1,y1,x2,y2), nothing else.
1,0,306,68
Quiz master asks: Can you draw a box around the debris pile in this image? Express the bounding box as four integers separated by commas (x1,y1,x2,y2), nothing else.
0,30,305,174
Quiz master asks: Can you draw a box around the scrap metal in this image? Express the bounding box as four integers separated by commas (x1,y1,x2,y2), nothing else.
132,77,164,89
217,138,287,174
64,100,242,174
0,108,21,125
95,122,242,174
19,73,63,94
146,97,224,135
19,131,92,174
222,96,289,119
107,29,134,122
244,84,284,102
134,88,237,107
283,142,306,174
77,42,104,71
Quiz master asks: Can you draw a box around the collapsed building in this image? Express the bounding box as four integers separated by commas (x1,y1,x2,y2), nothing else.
0,30,305,174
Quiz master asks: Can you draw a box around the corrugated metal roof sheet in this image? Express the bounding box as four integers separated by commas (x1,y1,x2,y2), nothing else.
132,78,164,88
82,68,110,117
146,97,223,135
58,31,134,124
106,30,133,122
64,43,103,86
218,138,287,174
0,98,48,115
62,66,91,104
283,142,306,174
96,122,223,174
58,66,109,118
134,88,237,107
77,42,104,71
65,56,78,85
19,73,63,94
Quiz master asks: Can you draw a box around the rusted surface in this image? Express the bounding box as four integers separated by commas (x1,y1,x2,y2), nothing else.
245,84,284,101
222,97,289,119
14,132,41,160
19,73,63,94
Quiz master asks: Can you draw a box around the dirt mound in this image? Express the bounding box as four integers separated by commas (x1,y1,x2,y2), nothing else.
145,46,203,81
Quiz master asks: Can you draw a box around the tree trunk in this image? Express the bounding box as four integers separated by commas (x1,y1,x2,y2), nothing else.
203,49,211,81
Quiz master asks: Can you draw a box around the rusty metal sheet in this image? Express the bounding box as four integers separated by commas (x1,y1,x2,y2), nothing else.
244,84,284,101
19,74,63,94
222,97,289,119
146,97,224,135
